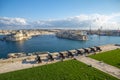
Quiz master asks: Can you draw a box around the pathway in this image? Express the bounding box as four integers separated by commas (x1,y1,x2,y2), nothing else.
75,56,120,79
0,59,66,74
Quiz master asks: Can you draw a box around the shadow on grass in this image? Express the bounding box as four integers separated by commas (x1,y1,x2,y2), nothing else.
21,58,50,64
117,63,120,67
22,59,37,64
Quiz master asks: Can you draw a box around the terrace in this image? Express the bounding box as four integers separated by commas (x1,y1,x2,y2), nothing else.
0,44,120,80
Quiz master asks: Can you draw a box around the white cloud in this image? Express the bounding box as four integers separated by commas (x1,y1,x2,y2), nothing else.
0,17,28,29
0,17,27,25
0,13,120,30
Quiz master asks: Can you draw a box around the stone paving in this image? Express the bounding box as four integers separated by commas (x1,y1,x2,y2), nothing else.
75,56,120,79
0,58,71,74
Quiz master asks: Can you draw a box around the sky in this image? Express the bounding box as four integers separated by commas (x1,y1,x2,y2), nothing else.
0,0,120,30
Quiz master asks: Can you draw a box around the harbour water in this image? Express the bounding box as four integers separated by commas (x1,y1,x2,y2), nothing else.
0,34,120,58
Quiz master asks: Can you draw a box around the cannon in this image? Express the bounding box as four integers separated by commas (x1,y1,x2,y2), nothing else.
89,47,96,53
67,51,74,58
75,49,83,55
82,48,90,54
59,52,65,59
47,53,54,61
94,46,102,52
35,54,42,63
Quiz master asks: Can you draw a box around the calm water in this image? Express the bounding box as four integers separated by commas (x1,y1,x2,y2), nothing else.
0,34,120,58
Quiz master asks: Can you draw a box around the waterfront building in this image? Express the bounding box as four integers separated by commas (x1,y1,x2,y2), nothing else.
5,30,31,41
56,30,88,40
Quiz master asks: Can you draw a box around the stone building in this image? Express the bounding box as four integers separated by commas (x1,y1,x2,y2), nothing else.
5,30,31,41
56,30,88,40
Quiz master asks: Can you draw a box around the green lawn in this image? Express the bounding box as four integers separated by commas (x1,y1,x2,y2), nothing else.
89,49,120,68
0,60,118,80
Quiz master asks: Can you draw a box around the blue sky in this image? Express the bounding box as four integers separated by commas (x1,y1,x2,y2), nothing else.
0,0,120,20
0,0,120,29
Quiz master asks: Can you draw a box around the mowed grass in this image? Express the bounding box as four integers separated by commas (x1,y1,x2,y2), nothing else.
0,60,118,80
89,49,120,68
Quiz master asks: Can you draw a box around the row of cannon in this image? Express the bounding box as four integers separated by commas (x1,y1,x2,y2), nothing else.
36,46,102,63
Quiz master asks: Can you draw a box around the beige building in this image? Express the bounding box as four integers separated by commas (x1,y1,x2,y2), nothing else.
5,30,31,41
56,30,88,40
